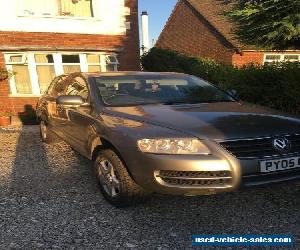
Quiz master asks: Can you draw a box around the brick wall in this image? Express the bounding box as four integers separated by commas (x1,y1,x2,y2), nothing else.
232,51,300,67
232,52,264,67
156,0,234,65
0,0,140,113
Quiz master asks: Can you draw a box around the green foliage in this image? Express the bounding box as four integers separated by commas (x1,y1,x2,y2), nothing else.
141,48,300,114
227,0,300,49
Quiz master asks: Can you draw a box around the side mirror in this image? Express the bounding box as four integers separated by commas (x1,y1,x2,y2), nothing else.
227,89,239,100
56,95,85,106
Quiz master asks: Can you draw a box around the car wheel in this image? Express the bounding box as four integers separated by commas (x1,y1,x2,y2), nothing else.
94,149,150,207
40,120,61,144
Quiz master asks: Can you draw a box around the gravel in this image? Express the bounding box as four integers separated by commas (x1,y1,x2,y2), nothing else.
0,126,299,250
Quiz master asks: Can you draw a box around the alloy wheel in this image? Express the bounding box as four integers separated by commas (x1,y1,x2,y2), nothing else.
97,159,120,197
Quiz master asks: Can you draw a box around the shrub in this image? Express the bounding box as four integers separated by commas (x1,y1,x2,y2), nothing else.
141,48,300,114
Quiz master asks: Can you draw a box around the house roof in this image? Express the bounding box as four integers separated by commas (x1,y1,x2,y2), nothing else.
185,0,245,49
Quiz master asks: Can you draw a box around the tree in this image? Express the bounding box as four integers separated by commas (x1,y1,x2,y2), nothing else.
228,0,300,49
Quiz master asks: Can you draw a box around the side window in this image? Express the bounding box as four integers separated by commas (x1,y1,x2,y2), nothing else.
51,75,69,97
65,76,89,102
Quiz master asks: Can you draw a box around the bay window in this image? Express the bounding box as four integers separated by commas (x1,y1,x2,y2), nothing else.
5,52,119,96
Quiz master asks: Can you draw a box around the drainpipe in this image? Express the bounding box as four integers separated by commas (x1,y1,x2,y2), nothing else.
141,11,150,54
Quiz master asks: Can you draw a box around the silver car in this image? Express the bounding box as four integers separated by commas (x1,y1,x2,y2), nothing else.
36,72,300,207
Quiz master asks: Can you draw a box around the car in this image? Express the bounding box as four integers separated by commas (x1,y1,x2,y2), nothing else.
36,71,300,207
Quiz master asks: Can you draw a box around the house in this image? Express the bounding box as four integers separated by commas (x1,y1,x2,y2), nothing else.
156,0,300,67
0,0,140,113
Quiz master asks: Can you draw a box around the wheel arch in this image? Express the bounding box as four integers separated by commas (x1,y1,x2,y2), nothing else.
91,137,138,179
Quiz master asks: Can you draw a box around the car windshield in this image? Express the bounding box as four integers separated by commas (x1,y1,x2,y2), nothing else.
94,74,234,106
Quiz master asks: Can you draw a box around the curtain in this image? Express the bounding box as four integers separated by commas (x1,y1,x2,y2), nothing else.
60,0,93,17
88,65,101,72
12,65,32,94
36,66,56,94
63,65,81,74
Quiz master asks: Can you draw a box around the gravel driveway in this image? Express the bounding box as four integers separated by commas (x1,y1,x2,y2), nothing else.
0,126,299,250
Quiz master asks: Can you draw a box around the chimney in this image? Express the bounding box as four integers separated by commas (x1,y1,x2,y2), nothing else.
141,11,150,54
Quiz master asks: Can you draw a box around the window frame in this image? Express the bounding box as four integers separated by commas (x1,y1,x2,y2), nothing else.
5,52,119,97
263,53,300,64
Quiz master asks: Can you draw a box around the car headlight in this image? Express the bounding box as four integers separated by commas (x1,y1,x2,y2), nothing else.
137,138,210,155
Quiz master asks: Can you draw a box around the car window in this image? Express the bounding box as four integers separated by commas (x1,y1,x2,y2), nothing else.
51,75,69,97
94,75,234,106
65,76,89,102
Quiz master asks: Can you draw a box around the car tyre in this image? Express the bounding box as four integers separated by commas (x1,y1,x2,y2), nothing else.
40,120,61,144
94,149,150,207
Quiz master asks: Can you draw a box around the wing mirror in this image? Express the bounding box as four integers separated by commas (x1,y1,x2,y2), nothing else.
56,95,85,106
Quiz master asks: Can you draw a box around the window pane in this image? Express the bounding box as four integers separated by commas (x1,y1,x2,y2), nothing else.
63,65,81,73
106,55,118,63
36,65,56,93
62,54,80,63
9,55,24,63
12,65,32,94
60,0,93,17
87,54,100,64
65,77,89,100
265,55,281,61
35,54,54,63
88,65,101,72
106,64,117,72
284,55,299,61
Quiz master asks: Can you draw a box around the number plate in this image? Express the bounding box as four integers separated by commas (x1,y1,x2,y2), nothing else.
260,156,300,173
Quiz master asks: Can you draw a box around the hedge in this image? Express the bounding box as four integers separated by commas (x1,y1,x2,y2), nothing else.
141,48,300,114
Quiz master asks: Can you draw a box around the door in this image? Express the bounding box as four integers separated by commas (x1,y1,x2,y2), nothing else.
49,75,72,140
63,75,94,156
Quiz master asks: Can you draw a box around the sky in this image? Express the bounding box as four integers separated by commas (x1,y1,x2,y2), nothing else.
138,0,177,47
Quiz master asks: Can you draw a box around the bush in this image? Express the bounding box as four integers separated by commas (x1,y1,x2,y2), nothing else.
141,48,300,114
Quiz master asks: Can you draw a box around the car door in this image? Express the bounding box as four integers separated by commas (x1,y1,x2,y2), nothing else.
48,75,72,140
63,75,94,157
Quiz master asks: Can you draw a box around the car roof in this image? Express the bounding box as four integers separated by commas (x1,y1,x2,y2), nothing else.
81,71,189,78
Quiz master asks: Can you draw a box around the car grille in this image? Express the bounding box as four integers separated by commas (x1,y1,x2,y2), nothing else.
219,134,300,159
156,170,232,187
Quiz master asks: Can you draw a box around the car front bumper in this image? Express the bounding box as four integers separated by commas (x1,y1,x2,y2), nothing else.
123,148,241,195
123,149,300,196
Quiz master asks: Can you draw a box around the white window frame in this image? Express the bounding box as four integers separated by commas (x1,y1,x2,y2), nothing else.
5,51,119,97
264,54,300,64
